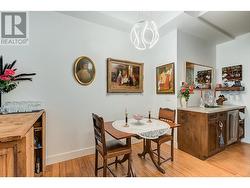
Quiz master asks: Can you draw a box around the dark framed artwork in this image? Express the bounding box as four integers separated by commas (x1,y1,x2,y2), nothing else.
156,63,175,94
107,58,144,93
222,65,242,82
73,56,96,85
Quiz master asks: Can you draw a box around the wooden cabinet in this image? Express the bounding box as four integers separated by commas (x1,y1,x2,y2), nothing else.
0,143,17,177
0,111,45,177
178,108,243,160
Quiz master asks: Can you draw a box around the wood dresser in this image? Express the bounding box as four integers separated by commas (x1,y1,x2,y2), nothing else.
0,111,45,177
177,105,245,160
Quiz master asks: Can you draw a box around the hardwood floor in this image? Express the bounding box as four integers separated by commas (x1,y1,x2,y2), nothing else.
44,142,250,177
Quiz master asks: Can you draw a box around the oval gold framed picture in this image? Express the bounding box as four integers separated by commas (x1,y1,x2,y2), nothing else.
74,56,96,85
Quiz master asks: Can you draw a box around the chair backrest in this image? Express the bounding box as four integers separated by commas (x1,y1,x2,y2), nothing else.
92,113,107,154
159,108,176,123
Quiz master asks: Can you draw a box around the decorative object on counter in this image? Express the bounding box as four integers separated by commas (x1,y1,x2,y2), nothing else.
186,62,213,89
0,56,36,107
0,101,43,114
73,56,96,86
199,89,205,108
179,82,194,108
107,58,143,93
216,95,228,105
156,63,175,94
203,90,217,108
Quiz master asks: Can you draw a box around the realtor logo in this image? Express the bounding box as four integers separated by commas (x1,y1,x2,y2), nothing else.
0,12,29,45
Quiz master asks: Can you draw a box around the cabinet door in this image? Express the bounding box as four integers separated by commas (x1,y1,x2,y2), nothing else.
0,145,17,177
208,118,226,156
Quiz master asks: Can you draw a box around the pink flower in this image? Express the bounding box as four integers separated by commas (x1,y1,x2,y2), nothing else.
4,69,15,76
183,82,188,87
0,75,11,81
181,88,186,93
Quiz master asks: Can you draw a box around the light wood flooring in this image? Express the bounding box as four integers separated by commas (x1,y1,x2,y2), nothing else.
44,142,250,177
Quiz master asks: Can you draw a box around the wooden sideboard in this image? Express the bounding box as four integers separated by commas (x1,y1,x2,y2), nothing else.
177,105,245,160
0,111,45,177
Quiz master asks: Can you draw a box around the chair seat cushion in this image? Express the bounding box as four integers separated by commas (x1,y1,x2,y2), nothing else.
106,140,131,158
106,140,126,150
152,134,172,145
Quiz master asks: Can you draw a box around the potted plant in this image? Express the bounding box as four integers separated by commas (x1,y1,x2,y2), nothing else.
0,56,36,107
179,82,194,108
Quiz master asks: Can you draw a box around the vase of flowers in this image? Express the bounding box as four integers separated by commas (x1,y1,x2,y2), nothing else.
179,82,194,108
0,56,36,107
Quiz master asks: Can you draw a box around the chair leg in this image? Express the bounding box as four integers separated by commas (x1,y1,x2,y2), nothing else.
115,156,118,168
171,128,174,162
157,143,161,165
171,139,174,162
103,158,107,177
95,149,98,177
127,154,132,177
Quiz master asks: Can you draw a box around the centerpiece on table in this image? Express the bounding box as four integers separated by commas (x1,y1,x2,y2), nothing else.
0,56,36,107
179,82,194,108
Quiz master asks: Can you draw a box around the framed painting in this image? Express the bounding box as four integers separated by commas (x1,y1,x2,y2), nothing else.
156,63,175,94
74,56,96,85
222,65,242,82
107,58,144,93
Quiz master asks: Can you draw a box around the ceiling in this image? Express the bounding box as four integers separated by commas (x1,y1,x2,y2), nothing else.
60,11,250,44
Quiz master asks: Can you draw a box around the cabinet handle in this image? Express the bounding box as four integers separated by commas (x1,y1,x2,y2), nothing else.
218,121,225,147
218,121,223,129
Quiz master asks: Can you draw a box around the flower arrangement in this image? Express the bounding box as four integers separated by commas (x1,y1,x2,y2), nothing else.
0,56,36,93
179,82,194,102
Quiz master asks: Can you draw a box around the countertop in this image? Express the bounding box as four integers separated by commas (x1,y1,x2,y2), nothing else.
178,105,245,114
0,110,44,142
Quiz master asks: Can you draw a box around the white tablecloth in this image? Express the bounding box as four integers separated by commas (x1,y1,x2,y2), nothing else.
112,118,170,139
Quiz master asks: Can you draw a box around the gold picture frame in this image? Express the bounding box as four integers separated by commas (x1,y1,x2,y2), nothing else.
73,56,96,85
107,58,144,93
156,63,175,94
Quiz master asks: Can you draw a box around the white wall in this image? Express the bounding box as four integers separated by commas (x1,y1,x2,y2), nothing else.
150,30,178,117
177,30,216,106
216,33,250,143
0,12,157,164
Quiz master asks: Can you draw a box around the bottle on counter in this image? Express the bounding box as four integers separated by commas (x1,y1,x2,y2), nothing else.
35,156,41,174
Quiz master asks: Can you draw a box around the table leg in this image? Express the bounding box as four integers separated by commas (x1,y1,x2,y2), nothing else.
138,139,147,158
138,139,165,174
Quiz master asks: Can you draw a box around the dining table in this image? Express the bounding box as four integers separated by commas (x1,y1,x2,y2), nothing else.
104,117,180,175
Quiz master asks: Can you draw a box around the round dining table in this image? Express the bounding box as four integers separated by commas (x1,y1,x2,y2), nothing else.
105,118,172,174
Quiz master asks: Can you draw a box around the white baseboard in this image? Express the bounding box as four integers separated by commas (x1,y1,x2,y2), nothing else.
46,139,178,165
46,146,95,165
46,138,143,165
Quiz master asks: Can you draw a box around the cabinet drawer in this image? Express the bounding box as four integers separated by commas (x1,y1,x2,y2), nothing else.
208,113,218,120
208,112,227,121
218,112,227,120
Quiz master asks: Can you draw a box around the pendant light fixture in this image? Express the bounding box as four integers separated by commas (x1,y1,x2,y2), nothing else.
130,19,159,50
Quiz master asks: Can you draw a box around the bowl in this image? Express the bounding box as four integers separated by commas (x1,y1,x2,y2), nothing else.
133,114,144,121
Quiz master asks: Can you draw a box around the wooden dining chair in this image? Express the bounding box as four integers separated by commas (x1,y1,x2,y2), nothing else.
92,113,132,177
151,108,176,165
